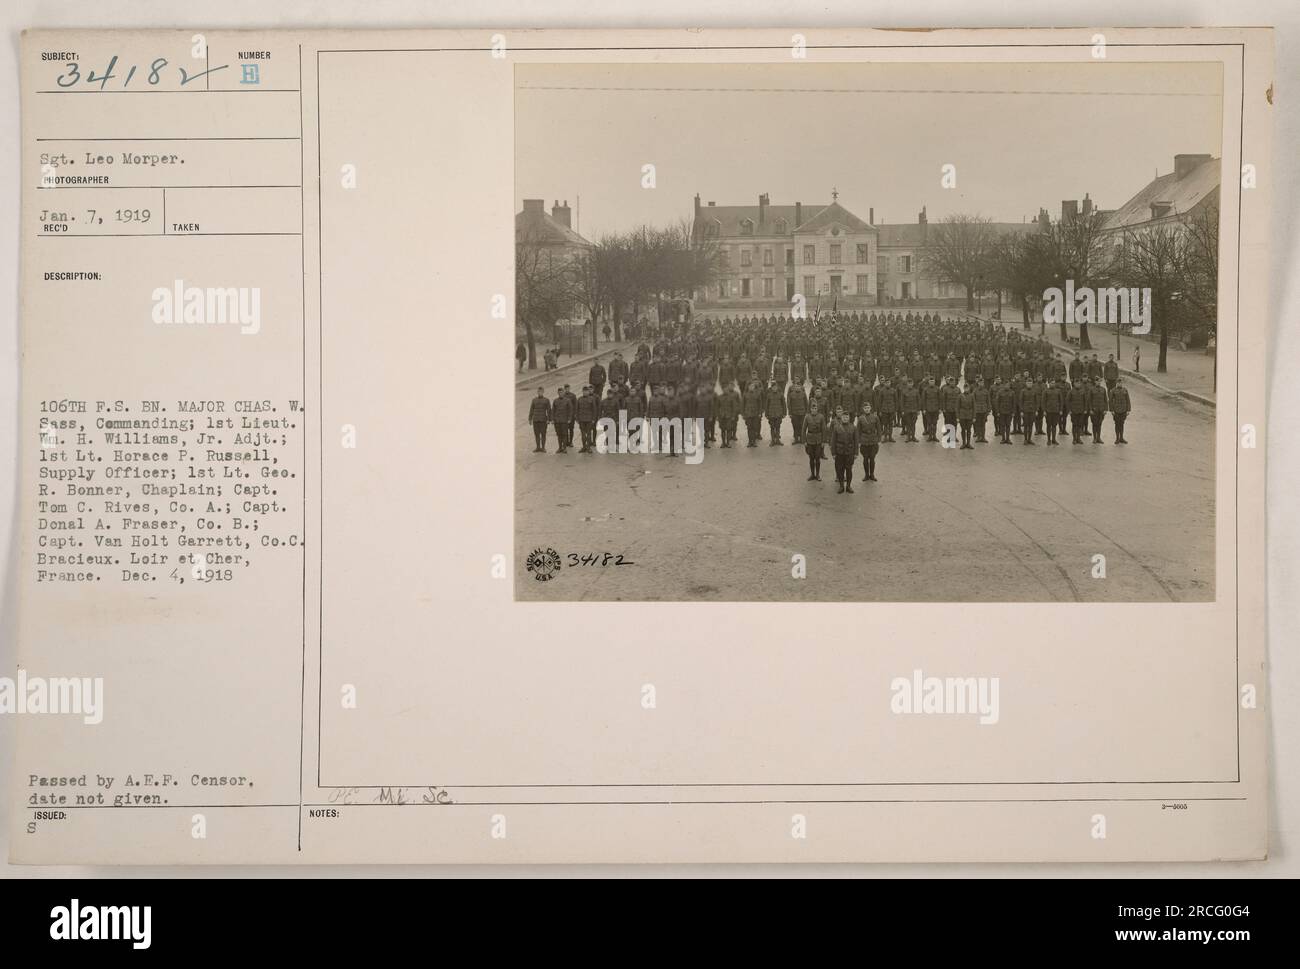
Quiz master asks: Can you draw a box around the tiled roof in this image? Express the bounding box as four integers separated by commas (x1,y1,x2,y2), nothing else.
1102,157,1221,231
794,201,873,233
515,206,593,248
876,221,1038,248
693,203,827,237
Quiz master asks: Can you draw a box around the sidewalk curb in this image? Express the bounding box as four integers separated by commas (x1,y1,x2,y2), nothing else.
514,340,638,389
1035,327,1216,409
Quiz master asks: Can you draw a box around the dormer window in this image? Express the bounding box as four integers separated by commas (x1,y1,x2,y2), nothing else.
774,218,788,235
1150,201,1173,220
740,219,754,236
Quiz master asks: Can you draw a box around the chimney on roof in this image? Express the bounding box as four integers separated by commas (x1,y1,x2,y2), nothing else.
759,192,770,224
918,206,927,225
551,200,572,229
1082,193,1093,217
707,200,715,206
795,201,802,226
1062,199,1079,223
869,207,874,225
523,199,544,215
694,193,701,219
1174,153,1213,179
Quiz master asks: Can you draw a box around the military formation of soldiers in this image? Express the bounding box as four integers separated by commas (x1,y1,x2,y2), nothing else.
526,310,1133,494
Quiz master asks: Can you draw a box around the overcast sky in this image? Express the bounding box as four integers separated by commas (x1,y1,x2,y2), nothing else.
515,61,1223,240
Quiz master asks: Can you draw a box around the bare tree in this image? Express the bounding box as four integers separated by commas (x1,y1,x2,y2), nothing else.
985,232,1054,329
921,214,995,311
1114,223,1183,374
1042,209,1116,349
515,224,582,370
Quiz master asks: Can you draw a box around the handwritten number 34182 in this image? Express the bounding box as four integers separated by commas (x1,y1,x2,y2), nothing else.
57,56,228,90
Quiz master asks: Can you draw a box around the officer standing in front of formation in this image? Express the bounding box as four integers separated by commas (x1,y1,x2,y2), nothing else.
551,384,574,453
1040,377,1063,445
787,379,808,443
1110,377,1132,443
765,379,787,446
857,403,881,481
803,401,827,480
830,409,860,493
528,387,552,452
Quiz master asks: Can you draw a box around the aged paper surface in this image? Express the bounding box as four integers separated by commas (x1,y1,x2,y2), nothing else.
13,27,1270,863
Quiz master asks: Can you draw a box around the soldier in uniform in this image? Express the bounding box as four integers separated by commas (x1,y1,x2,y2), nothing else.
1068,355,1084,384
939,376,959,442
765,379,787,445
742,378,765,447
1104,354,1120,391
1088,376,1108,444
528,387,552,452
857,403,881,481
1068,379,1090,444
956,382,976,449
716,381,740,448
996,378,1017,444
875,377,897,442
608,352,629,387
803,402,827,481
1040,378,1063,446
1110,377,1131,443
899,377,921,443
830,409,860,494
562,384,578,449
589,360,607,402
696,383,715,447
787,380,809,443
972,376,992,443
921,376,942,442
1020,375,1041,445
599,386,621,451
551,384,574,453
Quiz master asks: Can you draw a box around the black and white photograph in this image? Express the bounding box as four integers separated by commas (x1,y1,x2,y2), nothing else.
514,61,1223,602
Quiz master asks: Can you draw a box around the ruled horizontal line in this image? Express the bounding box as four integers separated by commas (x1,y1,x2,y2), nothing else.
38,184,303,190
36,88,301,94
38,232,302,238
36,136,301,141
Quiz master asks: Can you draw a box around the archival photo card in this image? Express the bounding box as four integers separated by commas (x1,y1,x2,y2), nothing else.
514,61,1223,603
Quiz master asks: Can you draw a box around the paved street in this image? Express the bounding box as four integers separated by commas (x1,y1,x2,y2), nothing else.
515,356,1215,603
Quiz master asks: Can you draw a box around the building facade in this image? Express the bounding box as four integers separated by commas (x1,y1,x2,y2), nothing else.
691,193,878,311
691,193,1038,311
